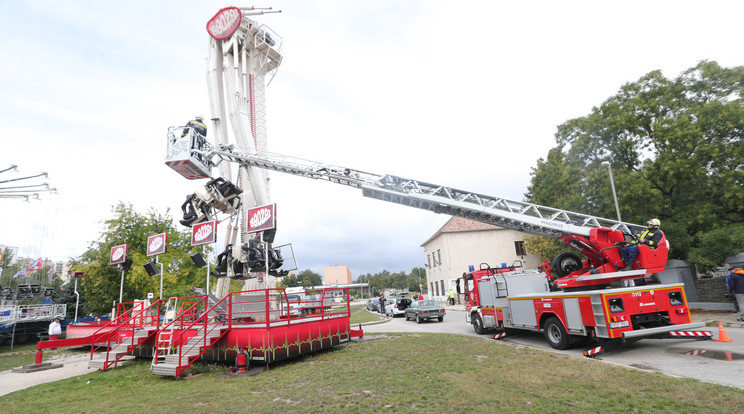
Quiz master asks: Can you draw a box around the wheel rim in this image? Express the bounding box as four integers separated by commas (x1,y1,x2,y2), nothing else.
547,324,562,343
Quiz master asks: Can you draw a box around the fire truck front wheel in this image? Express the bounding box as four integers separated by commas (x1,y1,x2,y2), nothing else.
543,317,570,349
472,314,485,334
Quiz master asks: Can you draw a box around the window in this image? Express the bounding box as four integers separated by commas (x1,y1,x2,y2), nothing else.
514,241,526,256
437,249,442,266
432,281,438,297
428,254,433,268
440,280,445,297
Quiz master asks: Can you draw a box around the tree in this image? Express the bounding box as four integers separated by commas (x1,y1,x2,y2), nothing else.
527,61,744,271
74,202,210,316
279,269,322,288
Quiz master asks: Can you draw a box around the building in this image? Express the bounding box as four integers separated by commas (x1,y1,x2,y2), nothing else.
421,216,539,299
324,265,352,285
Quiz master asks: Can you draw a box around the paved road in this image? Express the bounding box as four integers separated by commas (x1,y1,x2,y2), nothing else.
362,308,744,390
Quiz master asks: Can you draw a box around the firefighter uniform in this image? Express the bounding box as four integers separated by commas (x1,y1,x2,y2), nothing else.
620,219,664,270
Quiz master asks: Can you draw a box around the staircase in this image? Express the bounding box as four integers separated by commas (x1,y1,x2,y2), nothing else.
88,325,158,370
151,325,227,376
150,294,232,377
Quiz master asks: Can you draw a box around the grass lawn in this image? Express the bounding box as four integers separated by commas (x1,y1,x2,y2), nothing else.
2,333,743,413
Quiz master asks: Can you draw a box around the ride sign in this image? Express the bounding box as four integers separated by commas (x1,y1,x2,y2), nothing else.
147,233,168,257
110,244,128,265
192,220,217,246
206,7,242,40
247,203,276,234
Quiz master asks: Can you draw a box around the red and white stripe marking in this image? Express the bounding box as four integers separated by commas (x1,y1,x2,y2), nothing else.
583,346,604,357
491,333,507,340
686,349,708,356
669,331,712,337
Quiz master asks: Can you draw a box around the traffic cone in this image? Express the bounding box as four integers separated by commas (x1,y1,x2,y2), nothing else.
716,321,733,342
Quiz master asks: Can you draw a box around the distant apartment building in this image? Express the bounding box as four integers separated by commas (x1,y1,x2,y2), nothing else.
324,265,352,285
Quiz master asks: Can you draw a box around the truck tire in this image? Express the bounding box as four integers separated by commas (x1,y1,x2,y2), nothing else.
552,252,582,278
472,314,485,334
543,316,570,349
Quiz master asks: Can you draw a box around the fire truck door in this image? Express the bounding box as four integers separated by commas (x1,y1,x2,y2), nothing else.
563,297,585,334
509,299,538,328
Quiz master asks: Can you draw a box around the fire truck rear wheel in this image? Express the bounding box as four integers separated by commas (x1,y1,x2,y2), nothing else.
543,317,570,349
472,314,485,334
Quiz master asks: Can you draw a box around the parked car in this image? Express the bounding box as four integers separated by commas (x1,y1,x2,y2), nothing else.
366,297,380,312
385,296,413,317
404,299,445,323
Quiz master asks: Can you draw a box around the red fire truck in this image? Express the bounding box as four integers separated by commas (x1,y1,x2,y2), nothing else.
462,263,710,356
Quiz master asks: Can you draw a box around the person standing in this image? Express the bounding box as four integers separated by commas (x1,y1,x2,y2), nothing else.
379,292,386,315
447,289,455,306
182,115,208,138
726,266,740,313
48,318,62,341
728,266,744,322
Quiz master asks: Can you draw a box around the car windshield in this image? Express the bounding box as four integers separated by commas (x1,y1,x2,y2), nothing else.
421,300,436,307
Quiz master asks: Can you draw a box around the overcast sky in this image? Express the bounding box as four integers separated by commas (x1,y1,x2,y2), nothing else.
1,1,742,278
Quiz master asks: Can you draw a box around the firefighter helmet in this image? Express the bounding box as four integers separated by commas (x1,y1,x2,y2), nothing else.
195,115,204,121
647,218,661,227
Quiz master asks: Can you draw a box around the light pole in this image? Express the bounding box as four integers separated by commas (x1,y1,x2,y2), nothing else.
416,267,423,295
601,161,622,221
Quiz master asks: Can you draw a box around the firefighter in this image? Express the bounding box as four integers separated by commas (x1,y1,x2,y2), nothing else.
182,115,208,138
620,218,664,271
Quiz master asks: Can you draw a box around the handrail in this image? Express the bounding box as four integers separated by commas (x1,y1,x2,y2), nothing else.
89,299,163,370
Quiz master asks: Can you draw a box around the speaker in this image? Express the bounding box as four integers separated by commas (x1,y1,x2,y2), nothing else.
121,258,133,272
190,252,207,268
143,261,158,276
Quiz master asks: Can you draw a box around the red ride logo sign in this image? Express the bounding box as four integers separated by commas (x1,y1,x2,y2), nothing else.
192,220,217,246
206,7,242,40
247,204,276,233
147,233,168,257
110,244,128,265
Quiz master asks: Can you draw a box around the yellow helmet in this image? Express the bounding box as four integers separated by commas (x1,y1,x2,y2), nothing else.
648,218,661,227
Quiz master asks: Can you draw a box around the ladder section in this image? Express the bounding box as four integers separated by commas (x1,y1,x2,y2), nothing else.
88,299,162,371
204,147,641,239
590,294,608,338
151,295,231,377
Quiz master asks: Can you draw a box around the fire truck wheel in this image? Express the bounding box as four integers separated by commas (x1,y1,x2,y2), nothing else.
552,252,582,278
543,317,570,349
472,314,485,334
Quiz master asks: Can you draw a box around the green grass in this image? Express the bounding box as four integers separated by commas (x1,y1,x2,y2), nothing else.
0,340,83,373
2,333,743,413
349,304,383,324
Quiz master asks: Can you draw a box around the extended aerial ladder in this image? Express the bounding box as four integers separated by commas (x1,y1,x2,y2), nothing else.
188,143,668,291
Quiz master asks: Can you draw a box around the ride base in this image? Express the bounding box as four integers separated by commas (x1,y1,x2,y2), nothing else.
36,288,361,377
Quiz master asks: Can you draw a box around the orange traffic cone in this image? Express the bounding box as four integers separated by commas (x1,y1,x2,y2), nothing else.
716,321,733,343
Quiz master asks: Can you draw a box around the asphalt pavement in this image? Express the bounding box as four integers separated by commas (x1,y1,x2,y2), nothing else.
362,303,744,390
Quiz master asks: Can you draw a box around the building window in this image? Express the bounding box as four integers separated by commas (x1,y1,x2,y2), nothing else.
440,280,445,297
428,254,433,268
437,249,442,266
514,241,526,256
432,281,437,297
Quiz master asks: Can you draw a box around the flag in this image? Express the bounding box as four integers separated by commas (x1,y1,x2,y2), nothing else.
13,270,25,278
27,258,42,271
47,267,54,277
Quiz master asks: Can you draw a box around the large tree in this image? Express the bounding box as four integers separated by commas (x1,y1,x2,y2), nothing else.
72,202,210,315
527,61,744,271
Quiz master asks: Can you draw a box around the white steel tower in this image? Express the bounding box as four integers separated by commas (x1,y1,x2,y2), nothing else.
205,7,283,296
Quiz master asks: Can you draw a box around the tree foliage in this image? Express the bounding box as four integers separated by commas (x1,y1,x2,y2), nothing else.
527,61,744,271
279,269,322,288
72,202,211,316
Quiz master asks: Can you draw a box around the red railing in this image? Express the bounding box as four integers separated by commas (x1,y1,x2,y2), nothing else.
89,299,163,370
